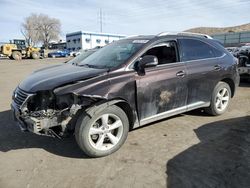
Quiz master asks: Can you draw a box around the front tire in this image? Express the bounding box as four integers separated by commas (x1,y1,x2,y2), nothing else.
12,51,22,60
205,82,231,116
75,105,129,157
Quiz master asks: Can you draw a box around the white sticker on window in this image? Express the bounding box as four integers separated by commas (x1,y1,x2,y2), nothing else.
132,40,149,44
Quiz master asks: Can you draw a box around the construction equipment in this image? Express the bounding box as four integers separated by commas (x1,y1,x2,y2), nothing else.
0,39,40,60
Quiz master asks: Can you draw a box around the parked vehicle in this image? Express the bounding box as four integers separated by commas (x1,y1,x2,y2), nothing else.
239,45,250,53
72,51,81,57
0,54,7,58
11,32,239,157
69,51,75,57
48,50,70,58
226,47,239,55
0,39,40,60
73,47,102,57
71,49,98,59
236,46,250,79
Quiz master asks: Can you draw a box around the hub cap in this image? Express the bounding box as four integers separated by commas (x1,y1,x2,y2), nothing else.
215,88,229,112
88,114,123,151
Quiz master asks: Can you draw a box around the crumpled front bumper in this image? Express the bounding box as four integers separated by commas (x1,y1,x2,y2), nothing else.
11,102,29,131
11,101,42,134
11,100,69,139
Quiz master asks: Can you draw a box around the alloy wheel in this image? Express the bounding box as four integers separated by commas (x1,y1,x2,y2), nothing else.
215,87,229,112
88,114,123,151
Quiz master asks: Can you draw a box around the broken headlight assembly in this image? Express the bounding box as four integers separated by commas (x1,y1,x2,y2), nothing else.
20,90,86,137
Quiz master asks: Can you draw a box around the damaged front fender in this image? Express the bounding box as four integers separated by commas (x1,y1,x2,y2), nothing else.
53,70,140,129
53,74,110,99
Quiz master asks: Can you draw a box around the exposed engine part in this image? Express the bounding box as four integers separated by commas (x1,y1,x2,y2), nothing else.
61,104,82,132
24,116,58,133
27,90,56,111
18,91,91,137
30,109,56,118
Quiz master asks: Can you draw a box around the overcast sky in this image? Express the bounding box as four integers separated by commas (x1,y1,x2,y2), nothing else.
1,0,250,42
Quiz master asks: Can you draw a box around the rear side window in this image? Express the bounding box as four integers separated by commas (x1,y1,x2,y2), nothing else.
180,39,224,61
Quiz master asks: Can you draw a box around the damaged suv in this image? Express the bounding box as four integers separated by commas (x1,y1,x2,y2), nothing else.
11,32,239,157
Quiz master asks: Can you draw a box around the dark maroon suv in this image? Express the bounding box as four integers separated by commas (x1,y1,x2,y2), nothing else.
11,32,239,157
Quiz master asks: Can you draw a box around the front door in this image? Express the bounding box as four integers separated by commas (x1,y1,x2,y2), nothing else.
135,41,188,124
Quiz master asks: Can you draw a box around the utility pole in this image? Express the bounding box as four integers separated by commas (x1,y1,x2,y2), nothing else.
99,8,103,33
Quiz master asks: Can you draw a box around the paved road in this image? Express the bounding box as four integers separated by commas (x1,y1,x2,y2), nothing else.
0,58,250,188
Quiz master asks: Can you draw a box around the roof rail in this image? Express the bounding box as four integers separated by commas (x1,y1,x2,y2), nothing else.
157,31,213,39
157,32,177,37
125,35,139,39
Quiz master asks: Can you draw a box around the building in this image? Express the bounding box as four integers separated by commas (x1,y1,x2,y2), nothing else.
41,40,67,50
49,41,67,50
212,31,250,47
66,31,126,51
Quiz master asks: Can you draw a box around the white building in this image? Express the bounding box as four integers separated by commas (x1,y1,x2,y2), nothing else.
66,31,126,51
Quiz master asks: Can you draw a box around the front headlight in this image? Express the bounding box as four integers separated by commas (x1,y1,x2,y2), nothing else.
12,87,17,100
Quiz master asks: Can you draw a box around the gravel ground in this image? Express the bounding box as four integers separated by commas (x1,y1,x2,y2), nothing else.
0,58,250,188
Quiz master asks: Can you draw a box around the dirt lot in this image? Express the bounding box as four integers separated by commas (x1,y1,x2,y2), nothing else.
0,58,250,188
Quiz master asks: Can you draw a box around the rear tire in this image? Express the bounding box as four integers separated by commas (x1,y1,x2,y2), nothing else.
75,105,129,157
12,51,22,60
205,82,231,116
31,52,40,59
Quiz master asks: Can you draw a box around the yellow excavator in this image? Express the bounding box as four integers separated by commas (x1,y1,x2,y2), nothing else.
0,39,40,60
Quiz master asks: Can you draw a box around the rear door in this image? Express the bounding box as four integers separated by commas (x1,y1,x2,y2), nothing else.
178,38,225,109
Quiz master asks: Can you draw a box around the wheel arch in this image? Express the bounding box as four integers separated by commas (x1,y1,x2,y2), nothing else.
221,78,235,97
114,100,136,131
85,98,136,131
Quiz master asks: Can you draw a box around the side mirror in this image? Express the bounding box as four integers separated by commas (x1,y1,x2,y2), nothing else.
135,55,158,76
138,55,158,68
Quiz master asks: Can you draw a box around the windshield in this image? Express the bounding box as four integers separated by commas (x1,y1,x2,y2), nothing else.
77,39,146,69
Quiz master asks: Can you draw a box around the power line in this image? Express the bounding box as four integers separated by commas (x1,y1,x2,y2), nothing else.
99,8,103,33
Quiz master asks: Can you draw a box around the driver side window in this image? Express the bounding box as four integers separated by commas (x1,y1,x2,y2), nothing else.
143,41,178,65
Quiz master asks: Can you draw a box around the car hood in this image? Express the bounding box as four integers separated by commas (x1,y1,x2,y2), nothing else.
19,64,108,92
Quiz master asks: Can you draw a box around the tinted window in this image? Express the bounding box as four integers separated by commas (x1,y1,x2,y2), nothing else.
180,39,223,61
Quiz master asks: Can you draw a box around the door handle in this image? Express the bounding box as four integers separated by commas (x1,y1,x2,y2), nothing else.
176,70,186,78
214,65,221,71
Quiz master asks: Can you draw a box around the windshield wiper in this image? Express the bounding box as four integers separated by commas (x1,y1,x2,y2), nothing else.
77,63,107,69
77,64,93,68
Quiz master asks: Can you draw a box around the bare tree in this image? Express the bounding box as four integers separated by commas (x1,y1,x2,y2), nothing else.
21,14,40,46
36,14,61,49
21,13,61,49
